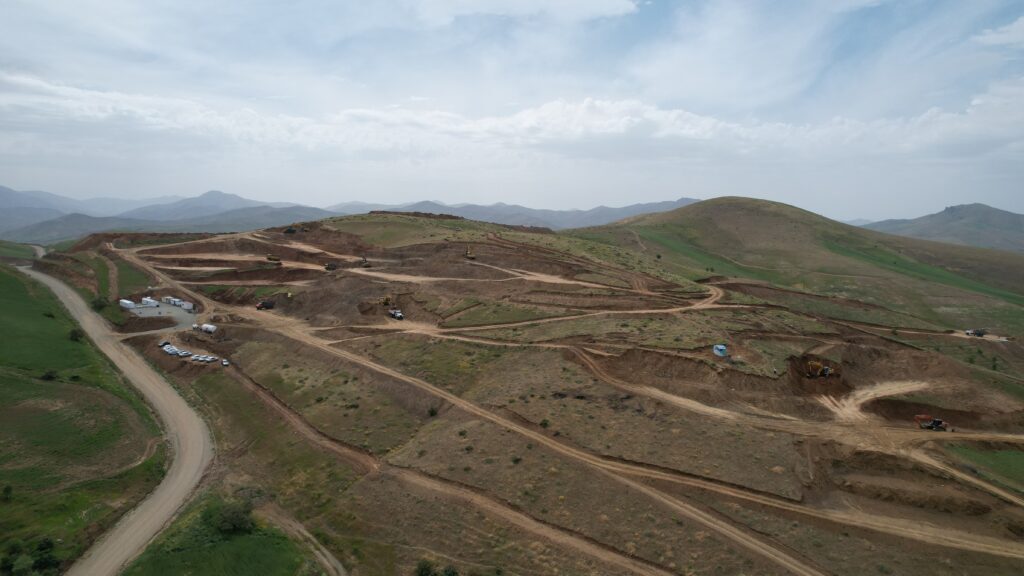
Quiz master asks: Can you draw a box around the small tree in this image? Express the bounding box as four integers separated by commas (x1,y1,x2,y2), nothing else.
40,370,58,381
90,296,108,311
415,559,438,576
2,484,12,502
202,499,254,535
442,566,459,576
68,328,84,342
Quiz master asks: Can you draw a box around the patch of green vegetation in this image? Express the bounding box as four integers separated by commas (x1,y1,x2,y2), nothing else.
573,272,630,288
1,444,165,572
48,238,81,252
0,266,99,372
71,253,110,298
947,444,1024,492
0,240,34,259
823,238,1024,307
114,258,151,296
742,287,940,329
123,496,309,576
326,213,501,247
368,336,507,396
523,228,706,290
0,265,164,571
629,226,766,280
442,302,568,328
437,298,481,318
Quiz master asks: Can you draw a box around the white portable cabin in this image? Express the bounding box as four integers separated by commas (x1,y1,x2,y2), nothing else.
170,298,183,307
180,301,194,311
161,296,175,304
140,297,159,307
118,299,135,309
200,323,217,334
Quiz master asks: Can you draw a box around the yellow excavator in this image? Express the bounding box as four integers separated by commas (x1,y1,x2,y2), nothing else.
465,246,476,260
806,360,834,378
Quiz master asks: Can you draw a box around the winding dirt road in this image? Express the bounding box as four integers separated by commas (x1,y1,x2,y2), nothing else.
20,267,214,576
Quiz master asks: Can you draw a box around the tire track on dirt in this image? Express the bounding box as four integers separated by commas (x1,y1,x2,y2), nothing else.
222,362,676,576
274,325,828,576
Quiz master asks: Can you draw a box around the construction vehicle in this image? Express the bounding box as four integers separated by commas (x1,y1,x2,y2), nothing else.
388,308,404,320
805,360,833,378
324,262,338,271
284,226,297,234
465,246,476,260
379,295,392,307
266,254,281,262
914,414,950,431
965,329,987,337
256,300,275,310
360,255,371,268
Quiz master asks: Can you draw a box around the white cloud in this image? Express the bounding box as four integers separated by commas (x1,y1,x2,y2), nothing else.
409,0,637,26
4,72,1021,163
975,16,1024,47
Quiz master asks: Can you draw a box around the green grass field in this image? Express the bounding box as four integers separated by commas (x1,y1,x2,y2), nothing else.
123,497,310,576
0,265,164,573
824,239,1024,308
115,258,151,296
947,444,1024,492
0,240,34,259
71,253,110,298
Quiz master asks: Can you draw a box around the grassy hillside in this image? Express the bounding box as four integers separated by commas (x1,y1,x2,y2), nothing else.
577,197,1024,335
123,497,311,576
0,265,164,574
0,240,34,259
867,203,1024,253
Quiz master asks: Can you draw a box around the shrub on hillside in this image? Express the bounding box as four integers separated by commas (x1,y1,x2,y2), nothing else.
201,498,254,536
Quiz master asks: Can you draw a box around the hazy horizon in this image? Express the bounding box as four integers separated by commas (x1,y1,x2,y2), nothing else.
2,1,1023,220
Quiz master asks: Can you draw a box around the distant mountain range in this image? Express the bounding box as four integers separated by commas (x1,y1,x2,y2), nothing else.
0,184,702,244
0,185,185,232
0,187,334,244
3,205,337,245
866,203,1024,254
328,198,700,229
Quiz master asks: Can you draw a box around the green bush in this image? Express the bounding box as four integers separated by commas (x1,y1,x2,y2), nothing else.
201,499,254,535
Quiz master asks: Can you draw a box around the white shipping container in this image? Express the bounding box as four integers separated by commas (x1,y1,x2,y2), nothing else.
200,323,217,334
118,299,135,309
161,296,175,304
180,301,194,311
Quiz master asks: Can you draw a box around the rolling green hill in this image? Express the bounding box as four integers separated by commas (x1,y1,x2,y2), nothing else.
575,197,1024,335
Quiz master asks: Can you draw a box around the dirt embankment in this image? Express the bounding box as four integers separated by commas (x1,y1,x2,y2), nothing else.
71,232,215,252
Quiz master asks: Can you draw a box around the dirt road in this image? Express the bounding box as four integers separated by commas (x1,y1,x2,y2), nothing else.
20,267,214,576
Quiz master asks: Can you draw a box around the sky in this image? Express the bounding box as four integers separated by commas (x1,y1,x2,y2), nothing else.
1,0,1022,220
